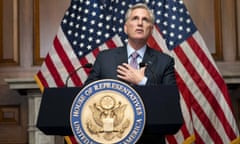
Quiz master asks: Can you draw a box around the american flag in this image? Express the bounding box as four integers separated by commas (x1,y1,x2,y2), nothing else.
35,0,240,143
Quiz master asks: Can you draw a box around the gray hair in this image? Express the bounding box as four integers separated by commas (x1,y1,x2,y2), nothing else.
125,3,155,24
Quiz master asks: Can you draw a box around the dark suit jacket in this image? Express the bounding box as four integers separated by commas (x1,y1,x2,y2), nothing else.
84,46,176,86
84,46,177,144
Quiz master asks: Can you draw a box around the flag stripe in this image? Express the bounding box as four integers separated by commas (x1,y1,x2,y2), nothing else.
150,25,236,143
185,36,238,140
149,28,195,143
105,38,117,48
36,71,49,88
153,26,222,143
149,28,193,143
38,62,57,87
45,54,64,86
194,131,205,144
166,135,177,144
48,46,67,86
92,47,100,57
189,34,235,113
54,37,83,86
64,136,77,144
174,44,228,142
192,110,214,143
57,28,86,86
174,60,217,143
147,26,166,52
174,74,194,139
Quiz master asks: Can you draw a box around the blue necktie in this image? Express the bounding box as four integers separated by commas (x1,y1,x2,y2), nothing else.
130,51,139,69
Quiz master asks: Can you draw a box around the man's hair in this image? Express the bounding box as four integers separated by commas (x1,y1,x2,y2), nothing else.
125,3,155,24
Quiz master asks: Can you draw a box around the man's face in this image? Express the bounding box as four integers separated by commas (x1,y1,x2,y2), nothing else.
124,8,153,43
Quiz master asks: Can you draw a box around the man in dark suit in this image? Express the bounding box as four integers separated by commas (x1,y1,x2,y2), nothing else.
84,44,176,86
85,3,176,87
84,3,177,144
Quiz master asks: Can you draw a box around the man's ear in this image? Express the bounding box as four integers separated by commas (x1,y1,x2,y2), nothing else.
124,24,127,34
150,25,154,34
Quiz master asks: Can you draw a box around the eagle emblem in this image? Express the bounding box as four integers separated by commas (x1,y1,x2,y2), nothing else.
86,95,130,141
70,79,145,144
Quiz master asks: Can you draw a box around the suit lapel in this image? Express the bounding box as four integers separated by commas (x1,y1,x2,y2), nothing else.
115,47,128,65
143,47,157,78
143,47,156,66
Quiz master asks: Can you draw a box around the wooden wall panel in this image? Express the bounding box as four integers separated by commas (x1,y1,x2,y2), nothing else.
221,0,237,61
237,0,240,60
0,105,20,125
0,0,19,66
0,1,2,63
0,85,28,144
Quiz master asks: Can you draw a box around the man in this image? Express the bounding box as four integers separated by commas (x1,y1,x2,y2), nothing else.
85,3,176,86
84,3,177,144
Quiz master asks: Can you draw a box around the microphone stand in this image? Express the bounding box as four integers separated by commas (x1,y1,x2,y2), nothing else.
65,63,92,87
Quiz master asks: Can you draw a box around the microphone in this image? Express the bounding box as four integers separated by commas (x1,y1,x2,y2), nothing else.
139,62,146,68
139,61,158,85
65,63,93,87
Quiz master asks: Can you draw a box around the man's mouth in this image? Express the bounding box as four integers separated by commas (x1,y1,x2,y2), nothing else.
136,29,144,33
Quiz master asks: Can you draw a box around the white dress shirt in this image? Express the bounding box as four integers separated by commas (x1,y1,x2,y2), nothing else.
127,44,148,85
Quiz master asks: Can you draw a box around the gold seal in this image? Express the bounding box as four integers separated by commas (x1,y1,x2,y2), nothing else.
70,79,145,144
81,90,134,144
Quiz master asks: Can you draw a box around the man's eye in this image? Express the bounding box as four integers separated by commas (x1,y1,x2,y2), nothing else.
143,18,150,23
132,17,138,20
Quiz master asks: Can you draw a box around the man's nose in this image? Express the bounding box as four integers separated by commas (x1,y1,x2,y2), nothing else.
137,20,143,26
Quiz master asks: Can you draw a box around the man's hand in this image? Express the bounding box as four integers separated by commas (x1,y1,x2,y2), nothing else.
117,63,146,85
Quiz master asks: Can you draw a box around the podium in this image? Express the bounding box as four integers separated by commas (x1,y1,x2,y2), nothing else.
37,85,183,137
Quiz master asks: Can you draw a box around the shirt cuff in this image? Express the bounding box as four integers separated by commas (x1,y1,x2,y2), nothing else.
138,76,147,86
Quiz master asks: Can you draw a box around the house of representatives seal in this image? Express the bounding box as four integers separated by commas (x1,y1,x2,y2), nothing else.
70,79,146,144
